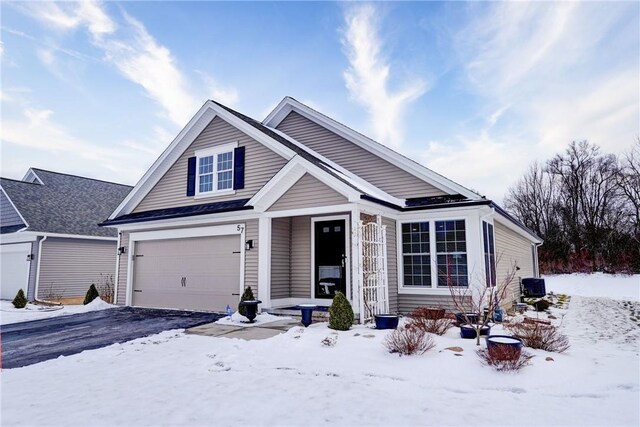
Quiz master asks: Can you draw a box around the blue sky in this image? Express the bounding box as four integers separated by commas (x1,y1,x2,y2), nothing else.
1,1,638,202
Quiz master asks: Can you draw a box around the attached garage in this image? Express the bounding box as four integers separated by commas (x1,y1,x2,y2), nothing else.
129,226,244,312
0,243,32,300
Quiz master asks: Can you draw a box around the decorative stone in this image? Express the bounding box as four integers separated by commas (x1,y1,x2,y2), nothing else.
445,346,464,352
545,357,554,361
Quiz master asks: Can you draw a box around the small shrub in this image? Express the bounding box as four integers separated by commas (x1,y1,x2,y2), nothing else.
12,289,27,308
329,292,354,331
96,273,114,304
384,324,435,356
533,299,551,311
83,284,100,305
238,286,255,317
477,347,534,372
409,308,453,336
505,321,570,353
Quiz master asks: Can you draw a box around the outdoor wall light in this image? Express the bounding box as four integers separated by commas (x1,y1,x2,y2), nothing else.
245,240,254,251
117,246,127,255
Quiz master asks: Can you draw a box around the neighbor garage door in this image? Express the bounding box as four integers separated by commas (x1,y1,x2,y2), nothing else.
132,235,241,312
1,243,31,300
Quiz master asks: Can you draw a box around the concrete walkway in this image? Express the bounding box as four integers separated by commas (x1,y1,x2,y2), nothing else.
186,318,301,340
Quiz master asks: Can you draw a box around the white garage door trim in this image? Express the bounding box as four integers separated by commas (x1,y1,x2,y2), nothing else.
126,224,246,306
1,243,32,300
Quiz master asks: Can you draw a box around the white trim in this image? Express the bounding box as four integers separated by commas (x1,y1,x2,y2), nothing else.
109,211,261,231
310,215,351,302
194,142,237,198
396,209,483,295
0,186,30,228
265,204,353,219
125,223,246,307
34,236,47,300
493,212,543,244
269,297,333,308
22,168,43,184
0,232,38,244
0,231,115,244
258,217,271,307
263,97,481,200
351,206,363,319
114,232,121,305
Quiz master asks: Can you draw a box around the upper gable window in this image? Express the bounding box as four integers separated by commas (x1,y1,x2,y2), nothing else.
195,143,237,197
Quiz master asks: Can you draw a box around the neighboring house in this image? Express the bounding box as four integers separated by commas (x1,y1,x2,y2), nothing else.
101,97,542,320
0,169,133,303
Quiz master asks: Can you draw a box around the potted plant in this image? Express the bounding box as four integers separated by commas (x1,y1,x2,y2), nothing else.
486,335,524,360
238,300,262,323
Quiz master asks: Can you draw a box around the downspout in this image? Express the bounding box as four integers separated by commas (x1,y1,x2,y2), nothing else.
34,235,47,302
113,231,122,305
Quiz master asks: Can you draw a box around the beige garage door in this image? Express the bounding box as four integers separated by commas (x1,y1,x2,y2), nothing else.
132,235,241,312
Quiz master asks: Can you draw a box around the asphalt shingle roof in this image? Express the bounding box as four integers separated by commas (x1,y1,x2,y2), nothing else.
1,169,132,238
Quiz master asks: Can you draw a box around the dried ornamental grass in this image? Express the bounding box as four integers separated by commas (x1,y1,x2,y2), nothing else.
505,321,570,353
477,347,534,372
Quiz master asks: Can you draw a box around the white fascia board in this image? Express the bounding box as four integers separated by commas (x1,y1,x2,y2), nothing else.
111,210,261,232
0,231,115,244
22,168,43,184
493,213,543,244
248,156,361,212
0,232,38,244
110,101,300,220
263,97,481,200
0,186,29,228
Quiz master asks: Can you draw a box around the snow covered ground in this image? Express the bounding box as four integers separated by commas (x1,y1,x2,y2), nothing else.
544,272,639,300
1,275,639,426
0,298,115,325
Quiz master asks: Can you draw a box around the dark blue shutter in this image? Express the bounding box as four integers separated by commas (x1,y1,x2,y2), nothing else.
233,146,245,190
186,156,196,196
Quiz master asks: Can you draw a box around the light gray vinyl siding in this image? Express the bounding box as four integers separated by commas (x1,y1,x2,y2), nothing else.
244,219,259,293
270,217,291,299
38,238,117,299
382,216,398,313
134,116,288,212
397,294,458,314
116,232,129,305
290,216,311,298
276,111,448,199
494,221,535,307
268,173,348,212
114,220,258,306
26,240,39,300
1,191,24,228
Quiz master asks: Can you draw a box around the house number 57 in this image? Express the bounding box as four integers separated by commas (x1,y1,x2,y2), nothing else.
236,225,245,233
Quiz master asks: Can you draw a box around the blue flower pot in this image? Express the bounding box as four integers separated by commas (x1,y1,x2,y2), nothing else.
460,324,491,339
455,312,479,326
297,304,317,327
374,314,399,330
239,300,262,323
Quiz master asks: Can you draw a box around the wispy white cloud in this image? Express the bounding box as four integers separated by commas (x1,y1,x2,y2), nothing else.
341,3,428,149
13,1,236,127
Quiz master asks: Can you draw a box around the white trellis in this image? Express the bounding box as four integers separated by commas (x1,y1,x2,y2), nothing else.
358,216,388,323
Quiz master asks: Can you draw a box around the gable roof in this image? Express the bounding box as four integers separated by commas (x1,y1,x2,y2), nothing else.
263,97,481,200
1,169,132,238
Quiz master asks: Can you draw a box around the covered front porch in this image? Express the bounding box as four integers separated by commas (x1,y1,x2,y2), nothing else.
256,208,391,323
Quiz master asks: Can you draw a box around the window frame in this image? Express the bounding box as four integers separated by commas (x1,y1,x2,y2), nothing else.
194,143,237,198
397,217,469,293
482,220,496,287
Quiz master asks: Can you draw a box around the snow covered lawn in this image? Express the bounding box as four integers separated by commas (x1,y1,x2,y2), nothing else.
2,275,639,426
0,298,115,325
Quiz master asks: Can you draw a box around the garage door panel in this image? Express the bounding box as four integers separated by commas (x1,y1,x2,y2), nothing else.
1,243,31,300
132,235,241,312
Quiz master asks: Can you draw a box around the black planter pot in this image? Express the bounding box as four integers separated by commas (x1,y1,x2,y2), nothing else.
486,335,523,360
455,312,479,326
374,314,399,330
297,304,317,327
459,323,491,339
239,300,262,323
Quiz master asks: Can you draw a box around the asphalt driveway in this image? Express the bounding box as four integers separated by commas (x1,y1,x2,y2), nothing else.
1,307,223,369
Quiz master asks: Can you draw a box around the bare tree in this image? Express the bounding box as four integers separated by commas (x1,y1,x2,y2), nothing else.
448,262,519,346
618,140,640,239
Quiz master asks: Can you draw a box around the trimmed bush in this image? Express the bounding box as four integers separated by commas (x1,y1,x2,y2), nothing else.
238,286,255,317
328,291,354,331
384,324,436,356
12,289,27,308
505,321,570,353
409,307,453,335
477,347,534,372
83,284,100,305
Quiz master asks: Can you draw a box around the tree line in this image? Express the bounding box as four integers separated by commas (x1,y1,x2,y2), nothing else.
504,140,639,274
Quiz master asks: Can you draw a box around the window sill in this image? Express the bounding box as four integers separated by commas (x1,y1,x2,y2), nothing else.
194,189,236,199
397,287,466,295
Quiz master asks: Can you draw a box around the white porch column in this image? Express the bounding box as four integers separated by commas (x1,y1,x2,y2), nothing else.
350,206,363,323
258,216,272,308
